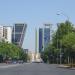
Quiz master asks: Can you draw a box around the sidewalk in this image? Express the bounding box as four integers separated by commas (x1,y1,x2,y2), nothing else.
58,64,75,70
58,65,71,68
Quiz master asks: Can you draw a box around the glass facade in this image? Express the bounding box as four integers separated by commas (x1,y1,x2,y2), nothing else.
15,34,21,42
38,24,50,53
15,24,24,33
12,23,27,47
39,28,43,53
44,28,50,48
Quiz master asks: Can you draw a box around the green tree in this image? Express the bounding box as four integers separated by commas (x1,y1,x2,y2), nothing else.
41,21,75,64
0,41,28,62
41,44,56,63
19,49,28,62
52,21,73,48
62,32,75,64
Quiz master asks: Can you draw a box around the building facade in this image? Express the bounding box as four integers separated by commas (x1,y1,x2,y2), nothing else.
39,28,43,53
12,23,27,47
3,26,12,43
43,24,50,49
0,26,3,39
0,26,12,43
0,23,27,47
38,24,51,53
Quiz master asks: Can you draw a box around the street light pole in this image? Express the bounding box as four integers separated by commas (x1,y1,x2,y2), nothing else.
57,12,69,21
57,23,62,64
57,11,69,64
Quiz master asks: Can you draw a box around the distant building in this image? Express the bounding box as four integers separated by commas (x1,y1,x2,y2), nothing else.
27,51,35,62
0,26,3,38
23,49,28,54
3,26,12,43
12,23,27,47
0,26,12,43
0,23,27,48
39,28,43,53
43,24,50,49
38,24,51,52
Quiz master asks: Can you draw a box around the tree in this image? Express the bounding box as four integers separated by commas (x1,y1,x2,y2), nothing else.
19,49,28,62
62,32,75,64
41,44,57,63
52,21,73,48
0,41,28,62
41,21,75,64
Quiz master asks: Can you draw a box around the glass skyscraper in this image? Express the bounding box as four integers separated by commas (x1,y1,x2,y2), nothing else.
44,24,50,49
39,24,50,53
12,23,27,47
39,28,43,53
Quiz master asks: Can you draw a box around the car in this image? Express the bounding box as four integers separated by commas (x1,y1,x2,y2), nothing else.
5,60,12,64
18,60,24,64
31,59,43,63
11,60,18,64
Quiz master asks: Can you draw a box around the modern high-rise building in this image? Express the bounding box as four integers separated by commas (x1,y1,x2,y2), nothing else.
0,26,3,39
39,28,43,53
43,24,50,49
0,23,27,47
3,26,12,43
38,24,51,53
0,26,12,43
12,23,27,47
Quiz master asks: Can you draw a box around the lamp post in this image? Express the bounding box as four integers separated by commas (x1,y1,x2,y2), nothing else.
57,12,69,21
57,11,69,64
57,23,62,64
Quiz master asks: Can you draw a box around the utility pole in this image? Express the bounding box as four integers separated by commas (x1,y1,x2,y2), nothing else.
57,24,62,64
57,11,69,64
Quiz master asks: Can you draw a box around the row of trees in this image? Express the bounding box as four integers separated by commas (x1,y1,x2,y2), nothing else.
41,21,75,64
0,40,28,63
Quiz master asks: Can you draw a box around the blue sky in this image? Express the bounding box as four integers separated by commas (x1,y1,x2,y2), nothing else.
0,0,75,51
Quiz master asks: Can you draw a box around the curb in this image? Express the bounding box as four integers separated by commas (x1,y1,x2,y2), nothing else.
0,64,20,69
58,65,71,68
58,65,75,70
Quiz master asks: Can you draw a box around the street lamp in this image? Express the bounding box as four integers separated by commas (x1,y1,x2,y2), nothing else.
57,11,69,64
56,23,62,64
57,12,69,21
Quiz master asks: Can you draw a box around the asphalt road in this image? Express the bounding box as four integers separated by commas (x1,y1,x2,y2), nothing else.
0,63,75,75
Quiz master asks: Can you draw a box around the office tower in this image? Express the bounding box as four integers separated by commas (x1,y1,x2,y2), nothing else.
0,26,12,43
43,24,50,49
39,28,43,53
12,23,27,47
0,26,3,39
39,24,51,52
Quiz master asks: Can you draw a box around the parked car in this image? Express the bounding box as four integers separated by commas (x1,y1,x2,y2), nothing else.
5,60,12,64
18,60,24,64
12,60,17,64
